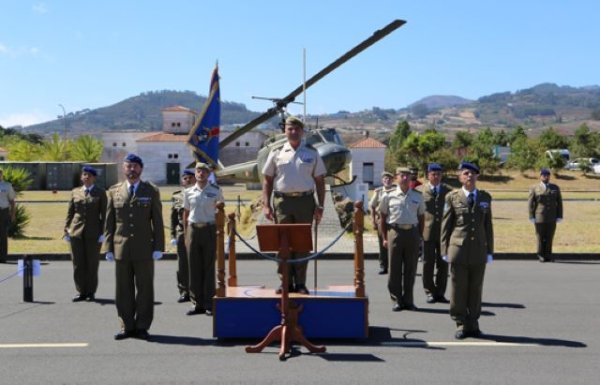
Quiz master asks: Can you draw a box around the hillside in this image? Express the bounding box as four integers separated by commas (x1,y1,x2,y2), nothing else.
16,83,600,140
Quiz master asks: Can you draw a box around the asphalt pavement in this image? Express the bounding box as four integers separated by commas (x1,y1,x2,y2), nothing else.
0,258,598,385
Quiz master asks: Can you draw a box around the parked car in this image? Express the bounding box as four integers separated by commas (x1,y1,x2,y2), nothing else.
564,157,600,170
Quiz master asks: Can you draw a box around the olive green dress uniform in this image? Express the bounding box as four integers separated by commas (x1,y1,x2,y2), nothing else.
262,141,326,289
528,181,563,262
64,185,107,297
171,190,189,297
379,187,425,308
419,182,452,300
183,183,224,312
369,185,396,271
105,181,164,332
0,180,16,262
441,188,493,334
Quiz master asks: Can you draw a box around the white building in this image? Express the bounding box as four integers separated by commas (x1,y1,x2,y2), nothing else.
348,137,387,187
101,105,266,184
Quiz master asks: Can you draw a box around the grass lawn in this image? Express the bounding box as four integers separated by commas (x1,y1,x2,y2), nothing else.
9,170,600,254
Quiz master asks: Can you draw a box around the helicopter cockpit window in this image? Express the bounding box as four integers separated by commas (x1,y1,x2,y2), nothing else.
305,133,322,146
319,129,345,145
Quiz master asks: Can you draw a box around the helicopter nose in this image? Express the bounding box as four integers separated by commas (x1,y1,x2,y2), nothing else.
319,144,351,175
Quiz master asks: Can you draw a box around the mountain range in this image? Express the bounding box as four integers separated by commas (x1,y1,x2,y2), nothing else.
17,83,600,141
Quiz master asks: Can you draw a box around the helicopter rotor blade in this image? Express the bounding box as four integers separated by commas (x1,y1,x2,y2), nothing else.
219,19,406,149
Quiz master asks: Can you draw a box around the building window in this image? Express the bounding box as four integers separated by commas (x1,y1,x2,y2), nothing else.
174,154,179,159
168,154,173,159
122,142,126,147
235,142,240,147
177,122,181,127
113,142,117,147
171,122,176,127
245,142,250,147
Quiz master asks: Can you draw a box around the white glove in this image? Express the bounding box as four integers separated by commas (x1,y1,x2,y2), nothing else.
97,234,105,243
170,238,177,246
152,251,163,260
442,255,448,262
105,252,115,262
529,218,535,224
487,254,493,264
63,235,71,242
556,218,563,223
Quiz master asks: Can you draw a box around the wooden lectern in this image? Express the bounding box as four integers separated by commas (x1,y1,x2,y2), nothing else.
246,223,326,360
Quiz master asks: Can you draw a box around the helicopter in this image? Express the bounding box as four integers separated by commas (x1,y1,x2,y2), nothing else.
190,19,406,186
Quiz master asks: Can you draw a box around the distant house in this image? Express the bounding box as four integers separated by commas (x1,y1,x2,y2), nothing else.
101,106,266,184
348,136,387,187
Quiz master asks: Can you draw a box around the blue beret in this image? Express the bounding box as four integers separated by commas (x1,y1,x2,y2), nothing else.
182,168,195,176
124,153,143,167
540,168,551,176
427,163,442,173
458,161,480,174
82,166,97,176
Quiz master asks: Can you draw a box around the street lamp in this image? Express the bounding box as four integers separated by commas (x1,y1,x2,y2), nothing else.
58,103,67,139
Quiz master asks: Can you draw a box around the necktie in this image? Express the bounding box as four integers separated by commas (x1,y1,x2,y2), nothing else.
84,188,90,196
129,185,135,198
432,187,438,199
467,192,475,209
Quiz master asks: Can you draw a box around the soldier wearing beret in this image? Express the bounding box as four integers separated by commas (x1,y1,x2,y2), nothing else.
528,168,563,262
170,169,196,303
379,166,425,311
64,166,107,302
0,169,16,263
418,163,452,304
369,171,396,274
105,154,165,340
182,162,224,316
441,161,494,339
262,116,326,295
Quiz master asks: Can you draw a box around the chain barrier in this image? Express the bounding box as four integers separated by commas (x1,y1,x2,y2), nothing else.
233,222,352,264
0,266,25,285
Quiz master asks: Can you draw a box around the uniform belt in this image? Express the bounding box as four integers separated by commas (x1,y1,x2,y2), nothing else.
273,190,313,198
190,222,215,228
390,223,416,231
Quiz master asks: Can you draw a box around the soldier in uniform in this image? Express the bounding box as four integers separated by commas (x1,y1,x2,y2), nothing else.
105,154,165,341
528,168,563,262
369,171,395,274
262,116,326,295
0,169,16,264
441,161,493,339
64,166,107,302
182,162,224,316
170,169,196,303
379,166,425,311
418,163,452,304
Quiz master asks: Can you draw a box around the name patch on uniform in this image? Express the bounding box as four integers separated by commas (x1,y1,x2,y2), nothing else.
300,155,314,163
138,197,152,203
479,202,489,209
206,192,217,198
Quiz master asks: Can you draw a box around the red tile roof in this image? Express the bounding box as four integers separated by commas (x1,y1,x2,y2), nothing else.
348,137,387,149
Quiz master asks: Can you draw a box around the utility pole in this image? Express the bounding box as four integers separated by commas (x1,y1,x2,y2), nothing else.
58,103,67,139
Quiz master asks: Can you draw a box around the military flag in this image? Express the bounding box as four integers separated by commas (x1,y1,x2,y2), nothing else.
187,64,220,166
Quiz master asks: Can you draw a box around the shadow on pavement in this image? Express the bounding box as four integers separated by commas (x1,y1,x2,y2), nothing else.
479,333,587,348
149,334,214,346
482,301,526,309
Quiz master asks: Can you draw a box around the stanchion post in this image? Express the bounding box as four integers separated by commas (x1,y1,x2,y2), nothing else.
353,201,365,298
227,212,238,287
216,202,226,297
23,255,34,302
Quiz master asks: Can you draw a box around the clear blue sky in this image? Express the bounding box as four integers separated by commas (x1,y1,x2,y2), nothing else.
1,0,598,128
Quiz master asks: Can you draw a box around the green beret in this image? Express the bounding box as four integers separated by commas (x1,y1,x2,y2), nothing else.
285,116,304,129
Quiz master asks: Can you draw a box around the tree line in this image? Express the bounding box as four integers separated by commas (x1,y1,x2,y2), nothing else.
385,121,600,176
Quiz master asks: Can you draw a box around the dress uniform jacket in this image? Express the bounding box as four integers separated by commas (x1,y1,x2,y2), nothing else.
528,182,563,223
105,181,165,261
420,183,452,242
64,185,107,296
441,189,493,265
